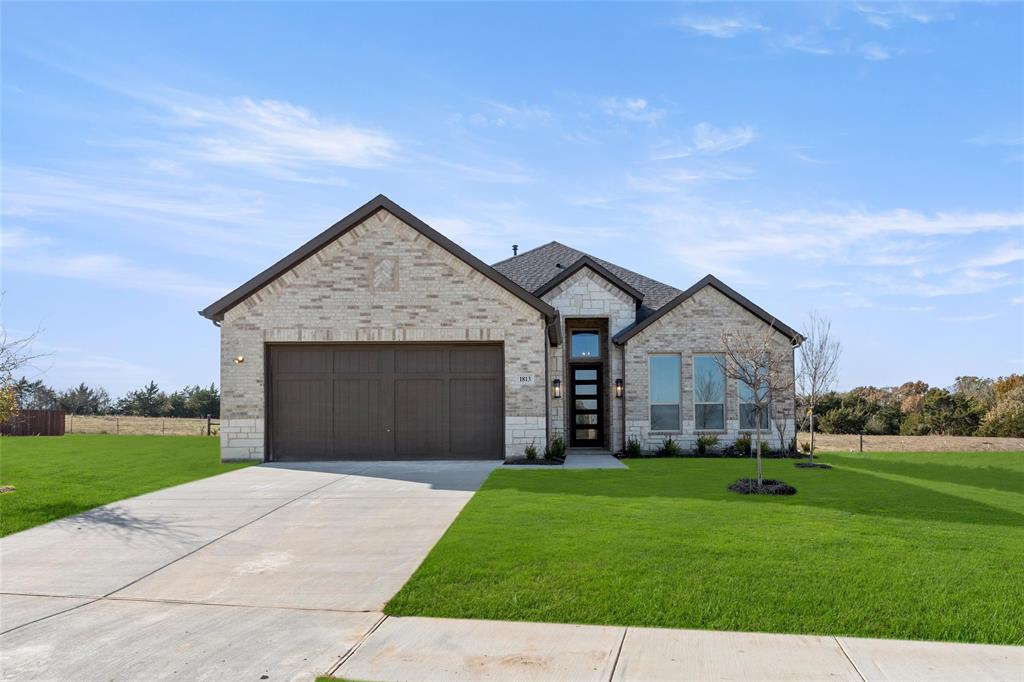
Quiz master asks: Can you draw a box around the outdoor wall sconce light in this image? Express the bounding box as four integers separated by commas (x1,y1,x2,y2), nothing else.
552,379,562,399
233,355,245,364
615,379,624,398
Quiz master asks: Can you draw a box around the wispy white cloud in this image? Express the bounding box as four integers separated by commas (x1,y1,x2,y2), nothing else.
651,123,755,160
639,199,1024,294
854,3,952,30
602,97,665,124
941,313,998,323
627,165,753,192
968,132,1024,147
692,122,756,154
781,35,834,56
671,15,765,38
860,43,894,61
454,101,552,129
6,251,228,299
165,96,397,171
965,244,1024,268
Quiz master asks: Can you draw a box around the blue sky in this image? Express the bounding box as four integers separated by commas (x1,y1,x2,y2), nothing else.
2,2,1022,396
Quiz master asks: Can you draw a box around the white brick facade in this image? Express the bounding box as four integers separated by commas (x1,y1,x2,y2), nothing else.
218,209,548,461
622,286,797,453
541,267,637,451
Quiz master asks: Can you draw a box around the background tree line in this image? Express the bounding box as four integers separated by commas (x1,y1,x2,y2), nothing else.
12,378,220,419
798,374,1024,438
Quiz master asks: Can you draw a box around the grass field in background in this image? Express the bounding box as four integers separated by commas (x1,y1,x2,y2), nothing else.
0,434,253,536
386,451,1024,644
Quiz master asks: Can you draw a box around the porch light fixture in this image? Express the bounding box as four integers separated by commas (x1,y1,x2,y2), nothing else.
233,355,245,364
615,378,624,398
552,378,562,399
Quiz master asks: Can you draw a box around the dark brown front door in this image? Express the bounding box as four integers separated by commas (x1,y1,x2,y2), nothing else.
570,365,603,446
269,344,503,461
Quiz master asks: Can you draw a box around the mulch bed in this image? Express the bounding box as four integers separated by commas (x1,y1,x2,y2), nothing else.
794,461,833,469
728,478,797,495
505,457,565,466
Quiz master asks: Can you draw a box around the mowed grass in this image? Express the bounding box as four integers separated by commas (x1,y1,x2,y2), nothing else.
0,434,254,536
386,452,1024,644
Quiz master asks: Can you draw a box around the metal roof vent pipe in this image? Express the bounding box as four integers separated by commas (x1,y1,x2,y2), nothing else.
513,244,519,256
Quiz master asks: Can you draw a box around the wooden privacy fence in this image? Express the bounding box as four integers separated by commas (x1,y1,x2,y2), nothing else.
65,415,220,436
1,410,67,436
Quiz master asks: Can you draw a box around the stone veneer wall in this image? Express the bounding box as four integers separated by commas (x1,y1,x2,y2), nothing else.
218,209,548,461
623,286,796,452
541,267,637,452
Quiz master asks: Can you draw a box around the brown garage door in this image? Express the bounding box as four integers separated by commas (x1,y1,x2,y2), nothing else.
269,344,503,461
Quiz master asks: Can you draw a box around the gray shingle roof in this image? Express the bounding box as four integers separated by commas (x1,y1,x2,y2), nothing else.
492,241,682,314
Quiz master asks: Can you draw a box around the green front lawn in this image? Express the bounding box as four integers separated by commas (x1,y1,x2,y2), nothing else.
386,452,1024,645
0,434,255,536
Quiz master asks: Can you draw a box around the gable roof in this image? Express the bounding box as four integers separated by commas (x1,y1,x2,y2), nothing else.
492,241,681,312
612,274,804,346
199,194,556,323
532,255,645,302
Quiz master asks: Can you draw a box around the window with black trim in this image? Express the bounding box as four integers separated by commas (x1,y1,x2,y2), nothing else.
649,354,680,431
693,354,725,430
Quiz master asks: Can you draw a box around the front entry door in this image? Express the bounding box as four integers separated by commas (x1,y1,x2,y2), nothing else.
570,365,603,447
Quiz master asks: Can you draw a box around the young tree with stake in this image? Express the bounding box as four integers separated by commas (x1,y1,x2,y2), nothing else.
717,323,795,487
797,312,842,462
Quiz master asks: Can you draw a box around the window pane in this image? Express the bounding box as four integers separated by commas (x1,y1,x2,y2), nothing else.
574,369,597,380
575,399,597,410
651,404,680,431
571,331,600,358
576,428,598,440
694,355,725,403
575,384,597,395
740,404,770,430
695,403,725,430
576,414,598,425
649,355,680,404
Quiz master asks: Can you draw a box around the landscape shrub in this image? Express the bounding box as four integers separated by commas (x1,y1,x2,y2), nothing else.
734,434,752,456
728,478,797,495
658,437,682,457
696,433,719,455
544,436,566,461
524,441,538,461
624,436,643,457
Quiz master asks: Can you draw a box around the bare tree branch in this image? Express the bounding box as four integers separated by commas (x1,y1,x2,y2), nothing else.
715,321,795,486
797,311,842,459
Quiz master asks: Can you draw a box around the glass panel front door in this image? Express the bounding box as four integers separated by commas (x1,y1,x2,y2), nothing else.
570,365,603,446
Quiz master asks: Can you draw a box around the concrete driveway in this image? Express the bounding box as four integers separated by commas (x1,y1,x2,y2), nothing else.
0,460,499,681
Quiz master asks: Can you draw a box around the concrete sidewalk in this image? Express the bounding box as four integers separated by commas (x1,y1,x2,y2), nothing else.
334,615,1024,682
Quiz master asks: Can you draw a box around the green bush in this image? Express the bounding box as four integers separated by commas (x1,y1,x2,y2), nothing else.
544,436,566,460
920,388,983,436
799,440,811,454
658,437,682,457
819,404,871,434
696,433,719,455
625,436,643,456
900,412,931,436
760,440,771,456
525,440,538,461
734,434,752,456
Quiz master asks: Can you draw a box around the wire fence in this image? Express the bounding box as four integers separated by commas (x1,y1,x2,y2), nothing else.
65,415,220,436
